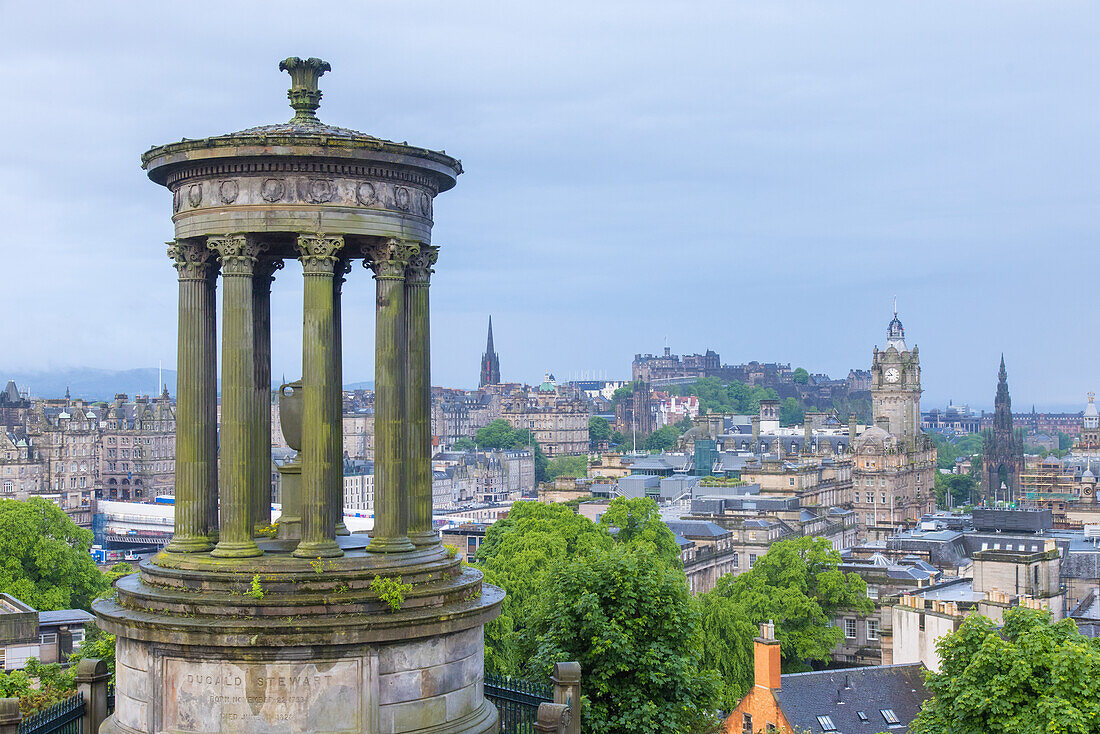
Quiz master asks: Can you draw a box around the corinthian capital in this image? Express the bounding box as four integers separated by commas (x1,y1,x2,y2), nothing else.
296,234,344,275
208,235,266,276
364,238,420,280
405,245,439,285
255,257,285,287
167,240,215,281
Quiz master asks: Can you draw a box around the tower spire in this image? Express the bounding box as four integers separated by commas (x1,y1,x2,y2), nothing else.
479,315,501,388
486,315,495,354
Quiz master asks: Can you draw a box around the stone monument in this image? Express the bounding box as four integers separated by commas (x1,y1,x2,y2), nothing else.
94,57,503,734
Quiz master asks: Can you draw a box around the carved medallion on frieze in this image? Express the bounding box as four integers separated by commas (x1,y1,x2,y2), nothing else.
395,186,411,211
261,178,286,202
356,181,377,206
418,191,432,217
218,180,239,204
187,184,202,208
172,188,182,213
306,178,336,203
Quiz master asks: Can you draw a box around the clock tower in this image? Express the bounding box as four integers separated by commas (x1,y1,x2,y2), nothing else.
871,306,922,439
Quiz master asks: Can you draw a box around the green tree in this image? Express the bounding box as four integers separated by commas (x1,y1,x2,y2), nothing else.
911,607,1100,734
644,424,681,451
611,383,635,405
698,537,872,708
0,497,105,611
596,497,682,567
0,659,78,714
452,437,476,451
779,397,804,427
477,502,612,676
588,416,611,445
475,419,520,449
792,367,810,384
610,430,625,446
546,455,588,480
935,472,976,507
529,545,719,734
67,624,116,684
1059,432,1074,451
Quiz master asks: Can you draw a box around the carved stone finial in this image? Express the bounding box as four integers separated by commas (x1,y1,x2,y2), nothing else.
278,57,331,122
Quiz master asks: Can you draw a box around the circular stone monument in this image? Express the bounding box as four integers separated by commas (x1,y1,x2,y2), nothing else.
93,58,502,734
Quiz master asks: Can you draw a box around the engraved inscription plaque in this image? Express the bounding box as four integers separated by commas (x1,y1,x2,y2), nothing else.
163,657,364,734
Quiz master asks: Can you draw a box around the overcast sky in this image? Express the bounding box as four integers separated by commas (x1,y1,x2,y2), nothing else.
1,1,1096,410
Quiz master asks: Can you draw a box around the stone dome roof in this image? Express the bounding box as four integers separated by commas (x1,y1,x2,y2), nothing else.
854,425,892,451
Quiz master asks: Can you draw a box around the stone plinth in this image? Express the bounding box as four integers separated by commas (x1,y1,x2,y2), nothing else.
95,546,502,734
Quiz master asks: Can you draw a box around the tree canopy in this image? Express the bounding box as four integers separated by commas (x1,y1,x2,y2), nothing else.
668,377,778,416
792,367,810,384
588,416,612,445
912,607,1100,734
644,424,681,451
477,496,692,732
0,497,105,611
451,437,476,451
935,472,977,508
474,420,549,481
698,536,873,708
779,397,804,427
530,545,719,734
546,455,589,480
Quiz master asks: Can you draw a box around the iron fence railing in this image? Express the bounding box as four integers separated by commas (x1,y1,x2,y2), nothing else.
18,693,84,734
484,673,552,734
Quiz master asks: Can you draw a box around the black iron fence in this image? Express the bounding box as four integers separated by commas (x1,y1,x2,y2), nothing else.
17,694,83,734
484,673,552,733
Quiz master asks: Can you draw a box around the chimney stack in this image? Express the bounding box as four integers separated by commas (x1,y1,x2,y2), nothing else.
754,620,781,691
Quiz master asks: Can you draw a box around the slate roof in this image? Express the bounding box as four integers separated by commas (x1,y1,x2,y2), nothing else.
774,663,928,733
665,520,730,539
38,609,95,627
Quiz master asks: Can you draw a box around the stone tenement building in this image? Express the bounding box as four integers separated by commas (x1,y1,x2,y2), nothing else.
99,390,175,501
500,388,589,456
94,59,502,734
852,309,936,538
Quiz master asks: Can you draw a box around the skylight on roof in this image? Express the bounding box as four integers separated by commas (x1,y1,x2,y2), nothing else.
881,709,900,725
817,715,837,732
857,711,868,722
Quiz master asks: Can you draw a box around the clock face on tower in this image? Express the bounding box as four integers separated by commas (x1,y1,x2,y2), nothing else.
884,367,900,384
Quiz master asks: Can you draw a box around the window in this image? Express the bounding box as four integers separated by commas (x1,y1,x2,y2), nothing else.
881,479,887,487
732,553,739,568
867,619,880,640
882,493,887,503
817,715,837,732
857,711,869,722
867,585,879,600
881,709,900,725
39,633,57,645
749,553,757,567
742,713,753,734
844,618,857,638
789,477,795,486
1,481,10,493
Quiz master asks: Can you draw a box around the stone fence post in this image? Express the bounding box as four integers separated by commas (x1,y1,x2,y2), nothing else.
0,698,19,734
533,703,571,733
552,661,582,734
75,658,111,734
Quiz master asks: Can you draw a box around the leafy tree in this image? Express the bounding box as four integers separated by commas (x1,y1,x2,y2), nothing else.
0,497,105,611
935,472,976,507
452,437,476,451
611,383,635,406
911,607,1100,734
698,537,873,708
1059,432,1074,451
610,430,625,446
644,424,681,451
792,367,810,384
779,397,804,427
596,497,682,567
478,502,612,676
675,416,694,432
668,377,778,416
529,545,719,734
67,624,116,684
475,419,521,449
0,659,78,714
588,416,611,445
546,455,588,480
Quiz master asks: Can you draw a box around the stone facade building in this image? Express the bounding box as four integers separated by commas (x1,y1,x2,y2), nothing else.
99,391,176,501
501,390,588,457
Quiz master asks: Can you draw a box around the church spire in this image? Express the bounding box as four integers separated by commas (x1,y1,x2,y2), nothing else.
479,315,501,388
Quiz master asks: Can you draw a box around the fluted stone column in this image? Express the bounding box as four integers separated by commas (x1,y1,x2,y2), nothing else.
209,234,265,559
334,258,351,536
252,258,282,531
204,264,219,540
166,241,216,553
365,239,418,553
406,245,439,547
293,234,345,559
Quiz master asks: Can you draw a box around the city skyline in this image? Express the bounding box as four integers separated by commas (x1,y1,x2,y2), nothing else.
2,2,1097,408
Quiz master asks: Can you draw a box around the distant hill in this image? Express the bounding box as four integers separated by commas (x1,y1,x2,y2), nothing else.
0,368,177,402
1,368,375,402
